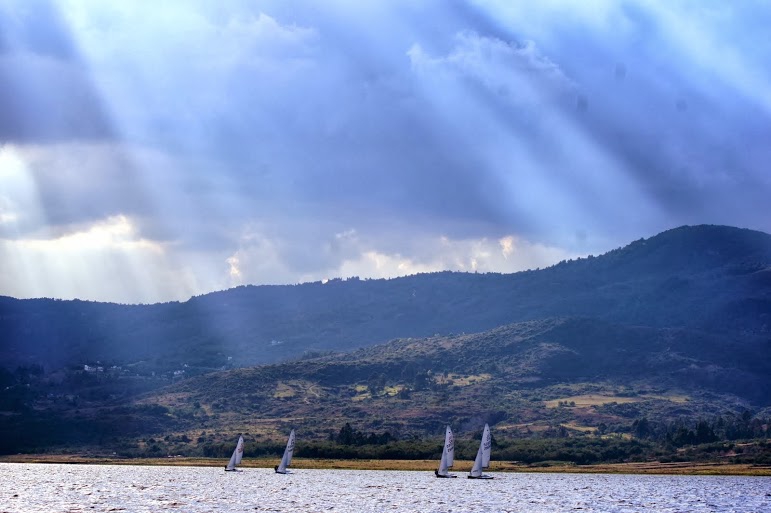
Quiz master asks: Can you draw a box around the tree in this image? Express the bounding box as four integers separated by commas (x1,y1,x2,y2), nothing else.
695,420,716,444
337,423,355,445
632,418,651,439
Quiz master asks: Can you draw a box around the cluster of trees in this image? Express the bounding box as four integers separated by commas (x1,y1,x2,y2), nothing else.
332,423,396,446
631,411,769,446
494,437,649,465
0,365,50,412
91,428,771,465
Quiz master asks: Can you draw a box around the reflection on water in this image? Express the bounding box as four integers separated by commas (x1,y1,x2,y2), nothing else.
1,463,769,512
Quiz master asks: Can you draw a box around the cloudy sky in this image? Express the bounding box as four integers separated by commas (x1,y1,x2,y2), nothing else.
1,0,769,304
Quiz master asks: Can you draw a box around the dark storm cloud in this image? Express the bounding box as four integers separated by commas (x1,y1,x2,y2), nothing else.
97,1,771,250
2,0,770,303
530,3,771,242
0,0,114,143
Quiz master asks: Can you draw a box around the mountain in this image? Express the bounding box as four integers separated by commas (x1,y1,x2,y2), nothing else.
1,224,771,459
2,225,769,373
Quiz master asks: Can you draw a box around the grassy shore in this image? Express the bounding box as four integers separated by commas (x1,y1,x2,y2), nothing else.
1,454,770,476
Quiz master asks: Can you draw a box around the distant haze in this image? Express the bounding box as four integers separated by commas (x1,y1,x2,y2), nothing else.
1,1,769,304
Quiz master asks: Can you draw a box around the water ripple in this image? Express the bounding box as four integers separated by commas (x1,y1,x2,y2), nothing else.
1,464,769,513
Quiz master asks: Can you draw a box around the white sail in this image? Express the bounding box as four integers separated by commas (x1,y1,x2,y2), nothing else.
469,442,484,477
275,429,295,474
445,425,455,468
436,425,455,477
481,423,491,468
225,435,244,471
235,435,244,465
468,424,493,479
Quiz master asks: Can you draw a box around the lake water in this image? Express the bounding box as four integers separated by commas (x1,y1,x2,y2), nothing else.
1,463,769,512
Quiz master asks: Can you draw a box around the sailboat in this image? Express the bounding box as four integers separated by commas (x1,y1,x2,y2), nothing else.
468,424,493,479
434,425,457,478
224,435,244,472
274,429,295,474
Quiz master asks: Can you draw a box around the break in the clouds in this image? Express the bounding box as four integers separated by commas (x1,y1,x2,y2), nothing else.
1,0,769,304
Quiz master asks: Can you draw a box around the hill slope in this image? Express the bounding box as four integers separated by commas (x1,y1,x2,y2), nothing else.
5,317,757,456
145,316,769,440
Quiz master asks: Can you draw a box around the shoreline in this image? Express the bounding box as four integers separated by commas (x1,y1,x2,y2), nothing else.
1,455,770,476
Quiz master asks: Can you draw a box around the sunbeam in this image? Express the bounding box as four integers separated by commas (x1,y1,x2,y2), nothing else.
1,0,769,303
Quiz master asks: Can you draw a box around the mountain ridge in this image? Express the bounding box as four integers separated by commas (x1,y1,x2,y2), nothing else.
2,224,769,371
